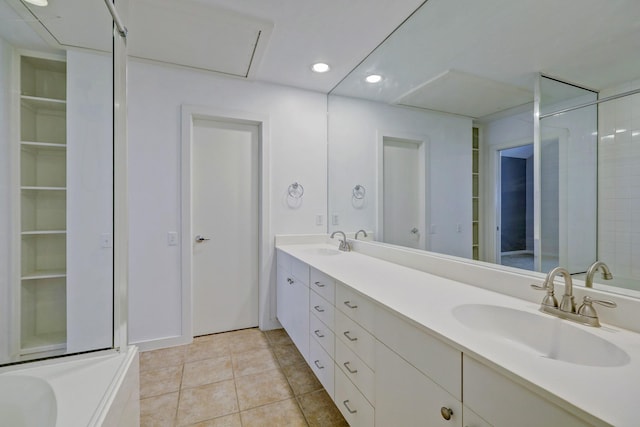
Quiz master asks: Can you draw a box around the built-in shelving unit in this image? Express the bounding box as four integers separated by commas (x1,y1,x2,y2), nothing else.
472,127,480,260
18,54,67,355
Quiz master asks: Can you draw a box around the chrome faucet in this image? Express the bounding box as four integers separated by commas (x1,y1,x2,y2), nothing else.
355,229,368,240
532,266,616,327
330,231,351,252
585,261,613,288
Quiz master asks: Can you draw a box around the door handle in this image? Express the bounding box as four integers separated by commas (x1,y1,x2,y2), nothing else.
195,235,211,243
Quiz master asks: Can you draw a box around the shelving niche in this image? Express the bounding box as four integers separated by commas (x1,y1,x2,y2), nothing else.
18,54,67,355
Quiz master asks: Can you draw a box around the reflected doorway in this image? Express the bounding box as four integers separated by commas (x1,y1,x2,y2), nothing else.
497,144,535,270
379,136,427,250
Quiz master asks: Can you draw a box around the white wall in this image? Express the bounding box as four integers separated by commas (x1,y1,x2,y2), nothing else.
66,49,113,352
0,37,12,360
328,95,473,259
128,60,327,346
598,79,640,284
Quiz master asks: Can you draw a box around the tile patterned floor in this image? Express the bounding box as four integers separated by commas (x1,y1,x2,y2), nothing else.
139,328,348,427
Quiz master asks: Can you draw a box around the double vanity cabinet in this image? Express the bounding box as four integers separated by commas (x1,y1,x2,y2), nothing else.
276,247,594,427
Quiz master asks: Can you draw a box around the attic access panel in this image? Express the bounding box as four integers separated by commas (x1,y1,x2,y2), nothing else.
129,0,273,78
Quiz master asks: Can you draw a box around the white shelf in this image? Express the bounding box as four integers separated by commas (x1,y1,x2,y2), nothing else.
21,95,66,111
21,141,66,149
21,269,67,280
21,186,66,191
21,230,66,235
20,332,67,355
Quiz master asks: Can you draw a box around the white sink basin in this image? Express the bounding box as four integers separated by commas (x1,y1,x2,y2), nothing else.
305,247,342,256
452,304,629,367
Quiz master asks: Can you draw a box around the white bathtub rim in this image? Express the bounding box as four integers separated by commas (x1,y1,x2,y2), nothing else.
0,346,138,427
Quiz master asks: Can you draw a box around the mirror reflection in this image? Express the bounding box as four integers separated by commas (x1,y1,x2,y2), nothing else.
328,0,640,296
0,0,113,365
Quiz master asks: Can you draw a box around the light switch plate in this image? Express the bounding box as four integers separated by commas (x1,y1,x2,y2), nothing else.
168,232,178,246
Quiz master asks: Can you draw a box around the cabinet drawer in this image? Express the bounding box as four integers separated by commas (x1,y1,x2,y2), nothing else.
463,355,589,427
375,306,461,399
309,336,334,399
335,368,374,427
336,283,375,332
310,312,335,356
335,310,375,370
291,257,309,286
335,337,374,405
310,290,334,330
310,268,335,303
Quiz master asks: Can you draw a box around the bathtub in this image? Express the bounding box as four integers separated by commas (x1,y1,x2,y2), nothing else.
0,346,139,427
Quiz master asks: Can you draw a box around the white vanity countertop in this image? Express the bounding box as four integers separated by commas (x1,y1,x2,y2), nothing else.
276,242,640,427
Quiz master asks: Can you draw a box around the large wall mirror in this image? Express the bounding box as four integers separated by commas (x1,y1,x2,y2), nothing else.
0,0,114,365
328,0,640,297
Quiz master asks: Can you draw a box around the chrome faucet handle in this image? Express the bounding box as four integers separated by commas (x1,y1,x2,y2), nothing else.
577,296,617,326
531,281,558,308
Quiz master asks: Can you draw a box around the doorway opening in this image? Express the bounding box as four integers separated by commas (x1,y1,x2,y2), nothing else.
498,144,534,270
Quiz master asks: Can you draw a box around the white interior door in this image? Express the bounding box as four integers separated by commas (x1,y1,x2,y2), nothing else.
382,138,423,249
192,118,259,336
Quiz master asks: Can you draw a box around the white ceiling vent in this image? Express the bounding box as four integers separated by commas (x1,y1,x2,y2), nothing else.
394,70,533,118
129,0,273,78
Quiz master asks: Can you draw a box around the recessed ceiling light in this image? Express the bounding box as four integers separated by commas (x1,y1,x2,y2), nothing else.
365,74,383,83
311,63,330,73
24,0,48,6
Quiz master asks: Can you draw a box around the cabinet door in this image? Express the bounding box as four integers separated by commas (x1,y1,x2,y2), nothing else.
463,356,590,427
277,264,310,362
375,341,462,427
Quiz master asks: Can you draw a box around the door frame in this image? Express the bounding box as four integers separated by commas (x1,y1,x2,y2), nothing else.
181,105,270,341
376,130,430,250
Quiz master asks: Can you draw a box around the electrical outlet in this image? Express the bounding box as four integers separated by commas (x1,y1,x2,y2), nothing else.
315,214,324,226
168,232,178,246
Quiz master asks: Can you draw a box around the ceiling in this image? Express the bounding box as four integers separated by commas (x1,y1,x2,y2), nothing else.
332,0,640,118
2,0,639,115
1,0,426,93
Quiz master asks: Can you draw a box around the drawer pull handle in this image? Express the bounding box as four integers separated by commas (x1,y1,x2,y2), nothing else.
314,329,325,338
343,361,358,374
441,407,453,421
314,360,324,369
287,278,294,284
343,400,357,414
314,305,325,313
344,301,358,309
314,281,325,288
343,331,358,341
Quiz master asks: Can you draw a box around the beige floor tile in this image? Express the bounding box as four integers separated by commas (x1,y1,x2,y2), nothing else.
182,355,233,389
235,368,293,411
282,362,323,396
265,328,293,347
187,335,231,362
188,413,242,427
140,346,187,371
232,348,279,377
298,390,348,427
177,380,239,426
272,343,305,367
227,328,270,354
140,392,179,427
240,398,308,427
140,365,183,398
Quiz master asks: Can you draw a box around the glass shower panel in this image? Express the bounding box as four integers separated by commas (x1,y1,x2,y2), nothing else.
0,0,114,365
539,76,598,274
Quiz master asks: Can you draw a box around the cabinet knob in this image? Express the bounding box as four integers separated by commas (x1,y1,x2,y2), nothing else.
441,407,453,421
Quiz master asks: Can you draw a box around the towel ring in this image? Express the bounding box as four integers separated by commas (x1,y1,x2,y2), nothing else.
352,185,366,199
288,182,304,199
